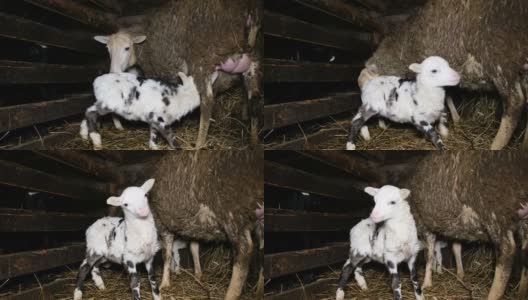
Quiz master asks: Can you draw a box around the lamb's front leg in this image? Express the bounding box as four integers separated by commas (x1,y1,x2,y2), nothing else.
149,126,160,150
84,105,103,150
414,120,445,150
407,255,423,300
145,257,161,300
152,122,179,150
386,258,402,300
126,260,141,300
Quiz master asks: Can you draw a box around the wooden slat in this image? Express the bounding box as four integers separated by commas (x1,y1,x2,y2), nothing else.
355,0,389,13
266,129,343,150
0,60,103,84
264,243,349,279
264,11,373,51
0,244,85,280
263,93,360,130
296,151,384,182
0,94,94,132
265,278,335,300
265,161,365,199
88,0,122,13
3,278,74,300
0,160,112,200
25,0,117,32
0,12,104,56
7,132,74,150
0,208,98,232
265,208,361,232
294,0,383,31
264,60,361,83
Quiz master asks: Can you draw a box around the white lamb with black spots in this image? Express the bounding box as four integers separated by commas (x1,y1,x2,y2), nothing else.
336,185,423,300
74,179,161,300
347,56,460,150
80,71,200,150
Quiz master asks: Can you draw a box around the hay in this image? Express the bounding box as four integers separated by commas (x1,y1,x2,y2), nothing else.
273,247,518,300
51,88,253,150
54,246,259,300
269,95,525,150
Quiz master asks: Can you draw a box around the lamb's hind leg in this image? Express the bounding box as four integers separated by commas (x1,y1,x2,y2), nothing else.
112,115,124,131
336,254,366,300
407,255,423,300
491,81,524,150
347,105,377,150
196,78,214,149
225,229,253,300
91,259,106,290
85,105,102,150
488,230,515,300
74,253,103,300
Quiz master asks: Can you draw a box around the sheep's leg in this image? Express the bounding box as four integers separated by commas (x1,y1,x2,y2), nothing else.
422,232,436,289
225,230,253,300
126,260,141,300
385,258,402,300
438,110,449,138
379,118,388,129
487,231,515,300
453,242,464,280
112,115,125,131
196,78,214,149
145,257,161,300
243,61,262,146
85,105,103,150
171,245,181,274
160,233,174,289
433,242,443,274
149,126,160,150
91,259,106,290
353,259,370,291
152,123,179,150
256,225,264,298
407,255,423,300
491,83,524,150
522,79,528,150
518,229,528,300
190,241,202,279
446,95,460,125
74,253,103,300
336,254,366,300
414,120,445,150
347,106,377,150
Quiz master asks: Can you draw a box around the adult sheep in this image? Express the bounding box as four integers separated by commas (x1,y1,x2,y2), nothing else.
365,0,528,150
95,0,262,148
146,151,263,300
404,151,528,300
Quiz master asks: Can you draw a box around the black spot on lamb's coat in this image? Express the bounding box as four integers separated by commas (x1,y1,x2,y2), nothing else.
118,218,124,226
413,99,418,105
116,80,120,83
126,261,134,269
126,87,138,105
387,260,395,269
163,97,170,106
135,90,141,100
398,78,414,87
158,117,164,123
148,112,155,119
121,92,124,99
420,121,428,126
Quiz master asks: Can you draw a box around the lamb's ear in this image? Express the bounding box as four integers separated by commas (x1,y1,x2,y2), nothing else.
364,187,379,197
400,188,411,199
141,178,155,193
409,63,422,73
94,35,110,44
107,196,122,206
132,35,147,44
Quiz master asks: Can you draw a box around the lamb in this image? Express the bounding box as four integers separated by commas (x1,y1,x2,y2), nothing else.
94,0,262,148
74,179,161,300
346,56,460,150
365,0,528,150
80,71,200,150
336,185,423,300
143,151,262,300
404,151,528,300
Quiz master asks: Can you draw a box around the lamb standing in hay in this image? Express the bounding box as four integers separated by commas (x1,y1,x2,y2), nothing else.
404,151,528,300
365,0,528,150
145,151,262,300
94,0,262,148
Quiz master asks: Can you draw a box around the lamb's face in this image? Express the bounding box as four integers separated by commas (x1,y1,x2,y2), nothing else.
94,32,147,73
410,56,461,87
107,179,155,219
365,185,411,223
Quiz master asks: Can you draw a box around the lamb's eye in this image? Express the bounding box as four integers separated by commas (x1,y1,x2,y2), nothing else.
432,69,438,74
124,203,128,207
125,47,130,51
390,201,396,205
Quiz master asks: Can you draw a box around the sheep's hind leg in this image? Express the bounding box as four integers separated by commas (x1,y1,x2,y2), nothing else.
126,260,141,300
145,257,161,300
488,231,515,300
414,120,445,150
386,258,402,300
354,258,370,290
74,253,103,300
407,255,423,300
190,241,202,279
196,78,214,149
243,61,262,146
453,242,465,280
91,259,106,290
422,232,436,289
347,106,377,150
491,81,524,150
160,232,174,289
225,229,253,300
